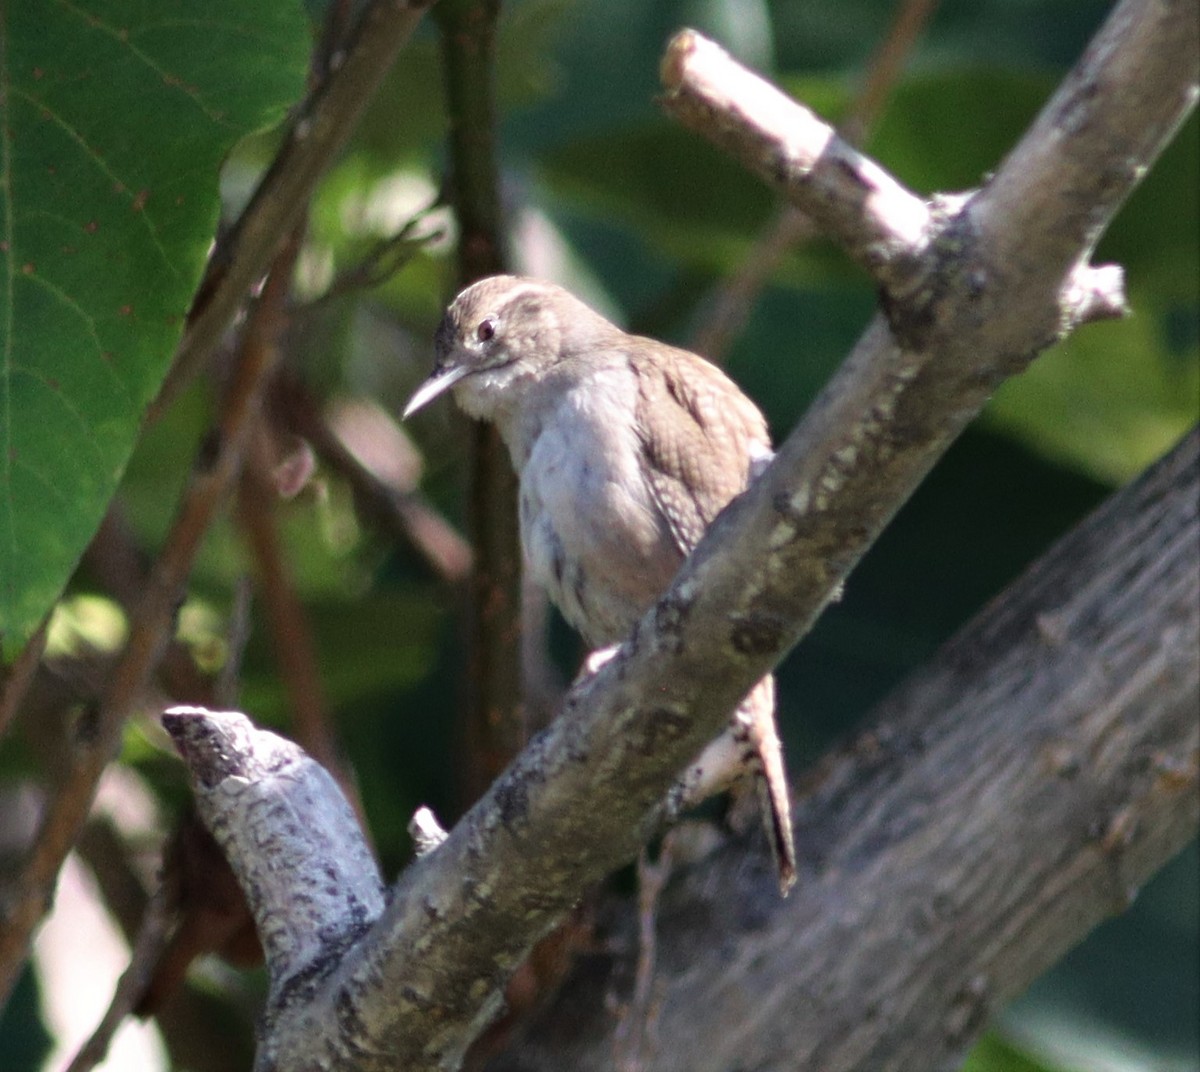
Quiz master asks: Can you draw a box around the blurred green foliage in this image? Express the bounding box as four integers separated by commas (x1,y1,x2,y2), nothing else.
1,0,1195,1069
0,0,310,659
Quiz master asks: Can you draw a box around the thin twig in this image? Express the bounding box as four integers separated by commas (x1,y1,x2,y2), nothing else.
0,614,48,740
409,806,450,856
662,34,932,302
315,0,360,81
688,209,819,361
237,422,362,815
297,217,445,314
149,0,438,420
75,817,151,945
842,0,940,146
82,505,216,706
0,235,302,1008
613,840,674,1072
81,504,150,610
434,0,528,805
273,373,472,584
64,880,173,1072
72,818,258,1065
214,576,254,709
690,0,941,359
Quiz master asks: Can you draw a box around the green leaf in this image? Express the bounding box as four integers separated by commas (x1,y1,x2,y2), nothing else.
963,1032,1060,1072
0,0,309,658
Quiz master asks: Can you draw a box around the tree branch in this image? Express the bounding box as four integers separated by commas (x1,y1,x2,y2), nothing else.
689,0,941,359
434,0,527,804
0,613,48,740
150,0,438,419
237,425,349,797
327,4,1193,1063
660,31,933,299
160,707,383,1015
496,426,1199,1071
165,428,1198,1070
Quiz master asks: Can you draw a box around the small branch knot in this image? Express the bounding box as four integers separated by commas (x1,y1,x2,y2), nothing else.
161,706,302,788
162,706,256,787
1062,262,1129,327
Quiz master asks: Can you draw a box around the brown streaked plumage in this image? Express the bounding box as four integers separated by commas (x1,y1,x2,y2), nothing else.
405,275,795,893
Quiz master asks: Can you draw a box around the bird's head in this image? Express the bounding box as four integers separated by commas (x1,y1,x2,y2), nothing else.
404,275,618,423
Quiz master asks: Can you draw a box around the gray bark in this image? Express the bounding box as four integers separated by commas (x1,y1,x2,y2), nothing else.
493,428,1199,1072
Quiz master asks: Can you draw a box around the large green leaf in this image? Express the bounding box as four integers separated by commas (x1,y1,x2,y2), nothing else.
0,0,309,659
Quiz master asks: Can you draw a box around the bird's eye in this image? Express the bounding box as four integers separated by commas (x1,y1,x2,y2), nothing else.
476,318,496,343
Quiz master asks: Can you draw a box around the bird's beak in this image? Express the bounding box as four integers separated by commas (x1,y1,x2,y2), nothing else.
402,362,472,419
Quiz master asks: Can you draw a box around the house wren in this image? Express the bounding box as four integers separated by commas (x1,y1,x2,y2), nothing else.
405,276,796,893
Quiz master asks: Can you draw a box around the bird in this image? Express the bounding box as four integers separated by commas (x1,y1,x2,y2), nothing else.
404,275,796,894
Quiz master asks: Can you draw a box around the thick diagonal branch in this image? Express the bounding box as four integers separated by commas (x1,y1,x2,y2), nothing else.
496,427,1199,1071
171,431,1198,1070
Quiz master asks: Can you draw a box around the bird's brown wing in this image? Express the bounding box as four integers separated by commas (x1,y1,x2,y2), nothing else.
630,339,771,555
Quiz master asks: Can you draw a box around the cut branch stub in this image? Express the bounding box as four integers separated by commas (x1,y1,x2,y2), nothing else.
161,707,384,1015
660,27,1161,353
660,28,933,298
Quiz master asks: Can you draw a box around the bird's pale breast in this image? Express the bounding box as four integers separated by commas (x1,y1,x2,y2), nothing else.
517,364,681,646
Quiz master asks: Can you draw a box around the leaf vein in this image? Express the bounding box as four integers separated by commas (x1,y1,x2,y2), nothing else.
21,271,137,412
12,88,182,279
9,363,111,467
52,0,238,128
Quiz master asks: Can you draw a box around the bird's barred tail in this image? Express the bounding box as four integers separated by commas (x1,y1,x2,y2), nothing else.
740,675,797,895
669,674,797,896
